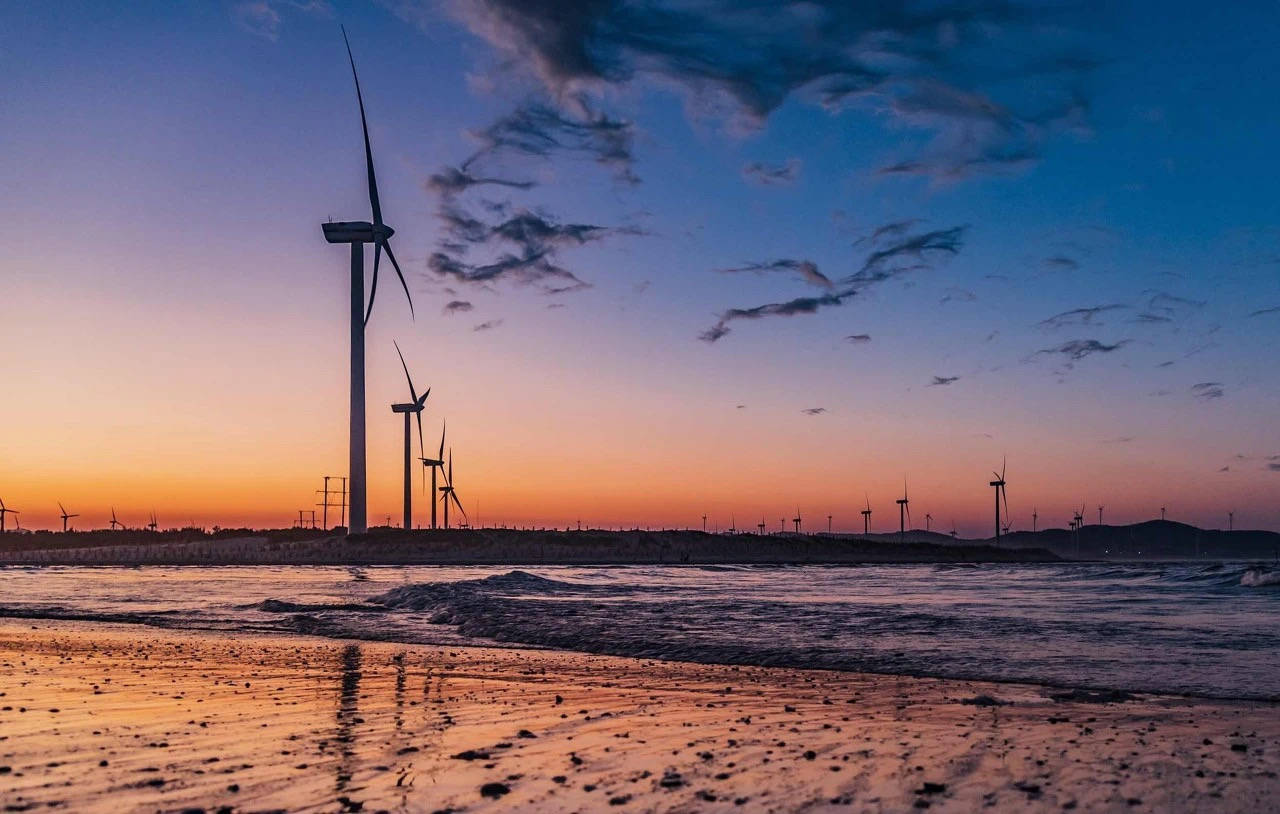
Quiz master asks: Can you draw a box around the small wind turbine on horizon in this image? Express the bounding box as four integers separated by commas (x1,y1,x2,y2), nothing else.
1098,505,1105,526
420,422,447,529
438,449,467,529
322,27,416,536
58,502,78,532
0,498,17,533
147,512,158,533
925,512,932,532
897,480,910,542
989,458,1008,546
109,508,123,531
792,509,802,534
861,494,871,535
757,517,766,535
392,342,430,532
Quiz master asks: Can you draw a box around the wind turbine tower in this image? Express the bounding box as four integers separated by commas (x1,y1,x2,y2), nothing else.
861,495,871,535
322,28,415,535
392,342,430,532
925,513,932,532
1098,505,1104,526
438,449,467,529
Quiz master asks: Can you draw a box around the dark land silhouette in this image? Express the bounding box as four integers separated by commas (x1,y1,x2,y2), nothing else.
0,519,1275,565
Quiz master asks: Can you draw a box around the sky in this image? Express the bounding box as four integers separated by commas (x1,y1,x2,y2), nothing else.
2,0,1279,534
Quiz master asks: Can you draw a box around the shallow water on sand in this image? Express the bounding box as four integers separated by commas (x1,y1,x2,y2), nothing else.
2,562,1279,699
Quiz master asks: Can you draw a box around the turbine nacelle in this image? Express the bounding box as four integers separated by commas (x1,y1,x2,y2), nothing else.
391,402,422,413
322,221,394,244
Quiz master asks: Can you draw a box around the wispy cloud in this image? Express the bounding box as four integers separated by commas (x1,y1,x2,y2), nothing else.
1029,338,1130,367
231,0,329,41
940,287,976,305
1249,305,1280,318
742,159,801,186
443,300,474,315
1037,304,1127,330
473,319,505,332
928,375,960,387
716,259,832,290
801,407,827,415
701,224,965,342
1191,382,1224,400
845,334,871,344
1043,255,1079,272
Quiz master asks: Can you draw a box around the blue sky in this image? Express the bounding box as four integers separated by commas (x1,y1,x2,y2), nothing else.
1,0,1278,531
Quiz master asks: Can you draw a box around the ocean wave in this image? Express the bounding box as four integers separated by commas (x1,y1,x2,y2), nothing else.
1242,568,1280,588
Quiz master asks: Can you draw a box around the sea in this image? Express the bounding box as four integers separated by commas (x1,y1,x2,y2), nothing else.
2,562,1279,700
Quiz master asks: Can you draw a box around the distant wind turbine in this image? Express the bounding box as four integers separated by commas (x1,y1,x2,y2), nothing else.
0,498,17,533
925,512,932,532
757,517,766,535
793,509,802,534
148,511,158,533
420,422,447,529
989,458,1007,545
322,27,416,535
438,449,467,530
1097,505,1104,526
392,341,430,532
1032,508,1037,533
896,480,910,542
861,495,871,535
109,508,123,531
58,502,78,532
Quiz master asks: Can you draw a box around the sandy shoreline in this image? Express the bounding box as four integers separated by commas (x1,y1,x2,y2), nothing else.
1,622,1278,813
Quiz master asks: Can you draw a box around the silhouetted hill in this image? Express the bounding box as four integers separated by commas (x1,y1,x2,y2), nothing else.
989,520,1280,560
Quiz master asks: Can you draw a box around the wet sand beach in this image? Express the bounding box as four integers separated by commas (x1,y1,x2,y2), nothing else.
1,621,1278,813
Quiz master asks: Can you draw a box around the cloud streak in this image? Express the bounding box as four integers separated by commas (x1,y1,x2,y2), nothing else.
742,159,801,186
716,259,832,291
701,224,966,341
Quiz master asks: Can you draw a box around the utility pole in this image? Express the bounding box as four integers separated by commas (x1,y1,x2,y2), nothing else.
316,475,340,531
309,510,317,529
297,510,305,529
340,477,348,530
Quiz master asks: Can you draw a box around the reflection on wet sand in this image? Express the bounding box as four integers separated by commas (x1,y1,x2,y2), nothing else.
2,622,1279,812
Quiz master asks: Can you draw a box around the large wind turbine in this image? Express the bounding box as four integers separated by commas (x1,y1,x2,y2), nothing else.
58,502,78,532
0,498,17,533
438,449,467,530
392,342,430,531
322,27,415,535
420,422,446,529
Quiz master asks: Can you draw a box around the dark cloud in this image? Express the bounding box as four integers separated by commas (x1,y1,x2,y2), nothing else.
928,375,960,387
716,259,832,290
1220,466,1231,472
473,319,505,332
1191,382,1224,400
426,166,535,197
1132,312,1173,324
442,300,474,315
801,407,827,415
1037,304,1127,330
1270,463,1280,472
462,102,637,184
447,0,1094,182
1043,256,1079,271
742,158,801,186
1031,338,1130,364
701,224,965,341
845,334,871,344
429,206,636,293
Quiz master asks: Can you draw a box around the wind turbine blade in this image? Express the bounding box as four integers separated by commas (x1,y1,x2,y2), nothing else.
58,502,66,515
364,240,381,327
1001,455,1006,481
451,490,468,521
416,387,430,409
382,240,415,319
413,399,426,458
438,421,446,461
393,340,419,404
341,25,382,227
